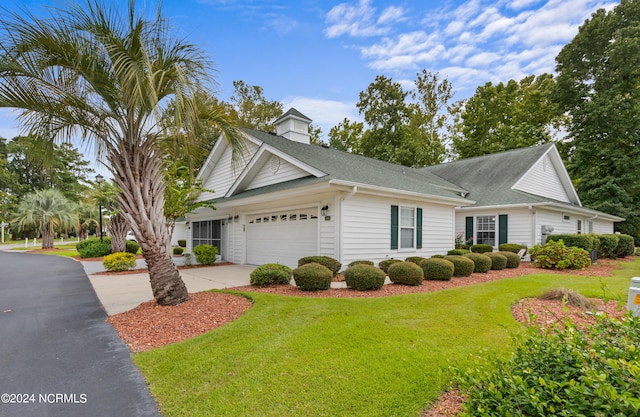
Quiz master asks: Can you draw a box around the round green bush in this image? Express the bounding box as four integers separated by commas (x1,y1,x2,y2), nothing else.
379,259,402,273
498,251,521,268
420,258,454,281
485,252,508,270
348,260,374,268
447,249,470,256
250,264,292,287
464,253,492,273
444,255,475,277
172,247,184,255
431,254,445,259
298,256,341,276
387,261,423,286
125,240,140,254
293,263,332,291
616,234,635,258
404,256,426,265
77,238,112,258
177,239,187,248
102,252,136,272
344,264,386,291
193,244,218,265
470,244,494,253
498,243,526,254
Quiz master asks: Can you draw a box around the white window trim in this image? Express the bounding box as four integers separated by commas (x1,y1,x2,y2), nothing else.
399,205,416,251
475,214,497,247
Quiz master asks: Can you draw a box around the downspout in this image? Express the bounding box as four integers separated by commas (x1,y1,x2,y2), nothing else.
528,205,537,246
339,186,358,267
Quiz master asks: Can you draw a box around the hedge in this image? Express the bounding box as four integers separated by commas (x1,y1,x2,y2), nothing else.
547,234,598,252
250,264,292,287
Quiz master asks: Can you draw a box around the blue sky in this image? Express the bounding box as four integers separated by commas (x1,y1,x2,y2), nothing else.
0,0,616,155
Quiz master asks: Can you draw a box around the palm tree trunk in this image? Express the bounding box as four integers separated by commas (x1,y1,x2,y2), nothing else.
108,140,189,306
108,212,129,253
42,228,54,249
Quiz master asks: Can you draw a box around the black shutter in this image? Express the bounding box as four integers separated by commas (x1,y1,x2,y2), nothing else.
465,216,474,241
416,208,423,249
498,214,508,245
391,205,399,249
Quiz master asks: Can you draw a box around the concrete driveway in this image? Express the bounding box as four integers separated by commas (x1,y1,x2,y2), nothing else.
87,263,255,315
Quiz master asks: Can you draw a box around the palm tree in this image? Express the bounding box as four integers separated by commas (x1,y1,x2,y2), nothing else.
13,189,77,249
0,1,241,305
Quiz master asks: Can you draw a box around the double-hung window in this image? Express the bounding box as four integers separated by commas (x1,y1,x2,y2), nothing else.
391,205,422,250
400,207,415,249
476,215,495,246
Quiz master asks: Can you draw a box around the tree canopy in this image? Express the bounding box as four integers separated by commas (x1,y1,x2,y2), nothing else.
450,74,562,159
554,0,640,236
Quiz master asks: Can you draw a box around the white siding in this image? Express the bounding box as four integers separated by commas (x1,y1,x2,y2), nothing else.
340,194,456,266
514,155,571,203
199,142,258,201
245,157,311,190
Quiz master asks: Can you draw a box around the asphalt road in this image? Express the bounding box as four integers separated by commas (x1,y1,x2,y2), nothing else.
0,251,162,417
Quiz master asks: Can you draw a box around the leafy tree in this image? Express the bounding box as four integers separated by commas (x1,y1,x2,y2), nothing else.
0,0,242,306
231,80,284,131
554,0,640,236
12,189,76,249
329,72,452,167
328,118,364,152
451,74,562,159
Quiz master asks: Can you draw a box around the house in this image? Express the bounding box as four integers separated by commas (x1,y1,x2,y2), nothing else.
185,108,623,268
423,144,624,248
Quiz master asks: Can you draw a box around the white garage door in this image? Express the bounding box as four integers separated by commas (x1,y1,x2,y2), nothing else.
246,208,318,268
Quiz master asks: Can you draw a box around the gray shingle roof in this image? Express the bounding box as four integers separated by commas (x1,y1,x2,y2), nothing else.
421,143,556,206
243,128,468,201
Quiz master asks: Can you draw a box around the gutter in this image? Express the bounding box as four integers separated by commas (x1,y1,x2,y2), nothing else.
328,179,474,206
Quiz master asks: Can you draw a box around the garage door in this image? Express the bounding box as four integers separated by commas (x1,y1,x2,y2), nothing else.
246,208,318,268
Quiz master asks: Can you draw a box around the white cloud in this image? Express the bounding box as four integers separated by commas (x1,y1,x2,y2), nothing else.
465,51,501,67
377,6,404,25
324,0,387,38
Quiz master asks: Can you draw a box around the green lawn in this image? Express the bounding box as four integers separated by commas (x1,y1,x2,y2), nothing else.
134,259,640,417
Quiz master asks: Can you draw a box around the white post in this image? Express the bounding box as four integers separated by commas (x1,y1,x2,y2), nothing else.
0,222,5,244
33,238,36,246
60,237,64,244
25,238,28,248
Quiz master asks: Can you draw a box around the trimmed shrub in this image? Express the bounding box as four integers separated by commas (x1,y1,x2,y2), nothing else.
298,256,341,276
379,259,402,273
348,260,374,268
177,239,187,248
616,234,635,258
193,244,218,265
447,248,470,256
404,256,426,265
125,240,140,255
77,238,112,258
470,244,493,253
498,243,526,254
344,264,386,291
530,240,591,270
485,252,507,270
596,234,620,259
250,264,292,287
444,255,475,277
102,252,136,272
431,254,445,259
463,253,492,273
387,261,423,286
172,247,184,255
420,258,454,281
293,263,332,291
547,233,598,252
498,251,521,268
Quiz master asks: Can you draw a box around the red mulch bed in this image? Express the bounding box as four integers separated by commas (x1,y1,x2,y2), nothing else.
105,258,632,416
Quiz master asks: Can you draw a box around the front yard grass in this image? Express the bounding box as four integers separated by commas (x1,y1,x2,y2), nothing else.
134,259,640,417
